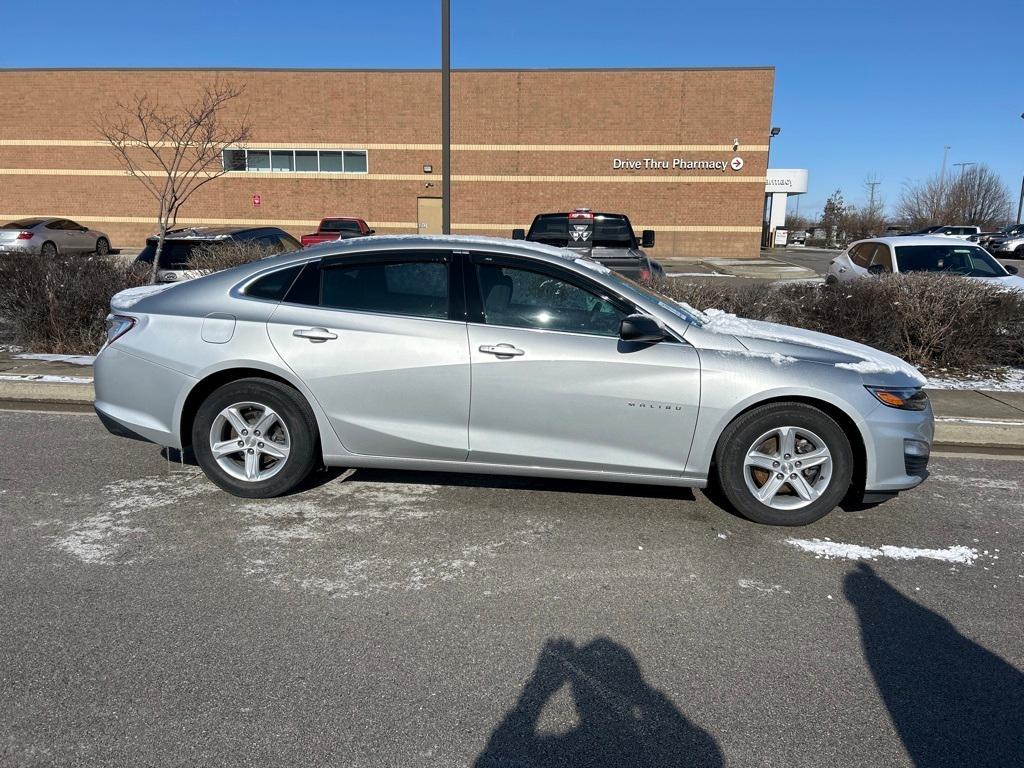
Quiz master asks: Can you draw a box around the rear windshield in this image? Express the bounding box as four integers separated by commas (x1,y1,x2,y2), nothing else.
895,244,1007,278
136,240,211,269
320,220,362,233
2,219,44,229
528,215,636,249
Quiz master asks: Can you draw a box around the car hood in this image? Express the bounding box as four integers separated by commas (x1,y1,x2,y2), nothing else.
695,310,926,384
972,275,1024,291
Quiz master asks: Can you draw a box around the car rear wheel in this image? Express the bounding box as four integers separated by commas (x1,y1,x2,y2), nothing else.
95,237,110,256
192,378,318,498
41,241,57,258
715,402,853,525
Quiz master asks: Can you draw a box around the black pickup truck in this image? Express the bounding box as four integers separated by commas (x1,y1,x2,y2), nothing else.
513,209,664,281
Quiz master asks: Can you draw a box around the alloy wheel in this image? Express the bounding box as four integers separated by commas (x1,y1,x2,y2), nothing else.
209,401,291,482
743,426,833,510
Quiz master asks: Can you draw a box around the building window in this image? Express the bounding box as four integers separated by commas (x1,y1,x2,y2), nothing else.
222,148,369,174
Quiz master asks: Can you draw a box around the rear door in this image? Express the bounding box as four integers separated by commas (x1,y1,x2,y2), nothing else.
463,253,700,475
267,251,471,460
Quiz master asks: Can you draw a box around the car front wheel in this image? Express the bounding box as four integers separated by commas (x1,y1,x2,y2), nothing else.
192,378,319,498
715,402,854,525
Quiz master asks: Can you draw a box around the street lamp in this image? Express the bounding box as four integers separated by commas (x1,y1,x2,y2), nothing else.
1018,113,1024,224
763,127,781,247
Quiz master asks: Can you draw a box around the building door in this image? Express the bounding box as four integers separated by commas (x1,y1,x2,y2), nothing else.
417,197,443,234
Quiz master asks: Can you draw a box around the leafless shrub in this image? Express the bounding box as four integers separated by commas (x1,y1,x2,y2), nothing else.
0,254,149,354
650,274,1024,374
185,239,280,274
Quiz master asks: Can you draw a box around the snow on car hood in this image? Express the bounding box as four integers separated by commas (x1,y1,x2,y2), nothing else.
972,275,1024,292
110,283,177,311
695,308,926,384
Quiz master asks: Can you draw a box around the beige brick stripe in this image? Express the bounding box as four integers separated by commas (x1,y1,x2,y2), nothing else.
0,168,766,184
0,214,759,234
0,139,769,152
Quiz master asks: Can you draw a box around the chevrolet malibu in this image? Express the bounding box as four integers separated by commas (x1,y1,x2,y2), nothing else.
95,236,933,526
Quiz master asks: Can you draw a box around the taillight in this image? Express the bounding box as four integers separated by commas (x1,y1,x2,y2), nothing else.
105,315,136,345
16,231,33,240
568,208,594,221
640,269,651,281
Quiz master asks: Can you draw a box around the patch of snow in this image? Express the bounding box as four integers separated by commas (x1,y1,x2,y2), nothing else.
787,537,979,564
738,578,789,594
0,344,25,353
14,353,95,366
110,283,175,311
925,368,1024,392
0,374,93,384
721,349,798,366
835,360,904,375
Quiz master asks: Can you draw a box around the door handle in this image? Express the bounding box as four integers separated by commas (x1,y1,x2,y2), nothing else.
293,327,338,343
838,267,847,272
479,343,524,357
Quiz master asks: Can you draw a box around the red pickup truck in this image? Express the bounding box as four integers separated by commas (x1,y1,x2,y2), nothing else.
300,217,375,247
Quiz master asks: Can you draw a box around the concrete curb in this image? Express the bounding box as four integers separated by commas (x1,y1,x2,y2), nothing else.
2,378,1023,455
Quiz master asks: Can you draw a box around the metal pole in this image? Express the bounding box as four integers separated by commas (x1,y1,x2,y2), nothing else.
1017,175,1024,224
441,0,451,235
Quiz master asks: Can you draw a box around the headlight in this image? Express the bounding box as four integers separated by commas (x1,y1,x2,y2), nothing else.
866,386,929,411
105,314,136,345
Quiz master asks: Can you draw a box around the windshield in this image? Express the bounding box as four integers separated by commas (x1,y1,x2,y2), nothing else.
598,270,705,327
528,214,637,249
895,244,1008,277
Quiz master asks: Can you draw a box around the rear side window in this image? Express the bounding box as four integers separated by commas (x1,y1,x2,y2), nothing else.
848,244,871,268
321,261,448,319
245,264,303,301
284,257,449,320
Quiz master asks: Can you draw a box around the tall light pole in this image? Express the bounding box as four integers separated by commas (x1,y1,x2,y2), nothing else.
441,0,451,234
762,126,781,248
1018,113,1024,224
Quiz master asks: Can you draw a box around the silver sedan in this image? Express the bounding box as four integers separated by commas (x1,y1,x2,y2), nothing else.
94,236,933,526
0,218,112,257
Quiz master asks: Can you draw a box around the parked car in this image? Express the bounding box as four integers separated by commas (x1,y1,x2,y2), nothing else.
968,231,1004,246
300,217,375,247
95,235,932,526
512,209,664,280
897,225,944,236
134,226,301,283
928,225,982,240
826,236,1024,289
986,224,1024,257
0,218,111,257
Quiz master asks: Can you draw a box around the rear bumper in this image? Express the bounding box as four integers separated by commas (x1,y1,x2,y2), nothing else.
93,346,194,448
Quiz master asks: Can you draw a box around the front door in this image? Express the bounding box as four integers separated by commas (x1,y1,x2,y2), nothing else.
464,254,701,476
267,253,471,461
417,197,443,234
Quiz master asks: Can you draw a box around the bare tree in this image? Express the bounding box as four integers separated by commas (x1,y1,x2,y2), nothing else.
97,81,252,283
842,175,887,240
897,164,1011,231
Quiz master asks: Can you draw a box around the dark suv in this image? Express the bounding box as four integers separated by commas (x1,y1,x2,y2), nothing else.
513,210,663,281
135,226,301,282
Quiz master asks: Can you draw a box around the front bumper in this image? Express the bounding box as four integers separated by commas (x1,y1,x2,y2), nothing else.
863,401,934,492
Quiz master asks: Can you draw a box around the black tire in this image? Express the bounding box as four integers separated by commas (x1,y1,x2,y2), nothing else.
95,237,110,256
192,377,319,498
1015,245,1024,257
824,274,838,285
40,241,58,258
714,402,854,526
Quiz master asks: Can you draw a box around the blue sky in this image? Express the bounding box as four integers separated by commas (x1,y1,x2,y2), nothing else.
4,0,1022,216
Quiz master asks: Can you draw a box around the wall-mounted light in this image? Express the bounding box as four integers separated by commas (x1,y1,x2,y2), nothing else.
770,126,781,137
423,164,433,174
732,138,740,151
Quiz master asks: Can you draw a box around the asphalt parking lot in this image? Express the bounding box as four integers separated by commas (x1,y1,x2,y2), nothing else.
2,410,1023,767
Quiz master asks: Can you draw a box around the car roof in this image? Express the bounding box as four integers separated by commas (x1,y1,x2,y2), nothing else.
153,226,284,241
854,235,987,246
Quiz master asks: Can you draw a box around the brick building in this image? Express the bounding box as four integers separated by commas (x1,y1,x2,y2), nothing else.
0,67,774,258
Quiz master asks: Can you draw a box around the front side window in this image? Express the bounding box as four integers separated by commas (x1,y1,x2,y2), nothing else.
869,244,893,272
319,260,448,319
472,262,627,337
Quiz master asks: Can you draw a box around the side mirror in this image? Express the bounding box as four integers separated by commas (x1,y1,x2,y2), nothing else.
619,314,666,343
367,229,375,235
641,229,656,248
512,228,526,240
79,226,89,232
1006,264,1019,275
867,264,887,276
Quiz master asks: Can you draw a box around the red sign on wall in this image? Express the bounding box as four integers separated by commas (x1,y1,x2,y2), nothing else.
252,194,262,207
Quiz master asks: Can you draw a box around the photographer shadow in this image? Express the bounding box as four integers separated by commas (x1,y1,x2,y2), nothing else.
475,637,722,768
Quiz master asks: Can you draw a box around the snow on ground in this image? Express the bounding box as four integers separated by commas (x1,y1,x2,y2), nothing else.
925,368,1024,392
14,353,95,366
786,538,979,564
0,374,93,384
